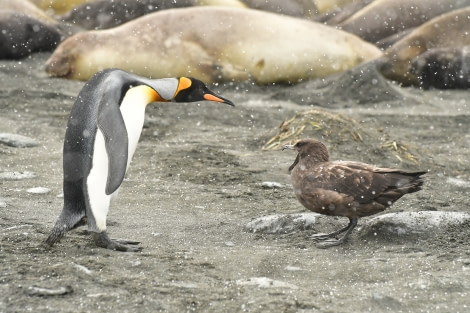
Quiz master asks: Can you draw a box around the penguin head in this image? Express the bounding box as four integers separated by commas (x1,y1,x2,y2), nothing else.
174,77,234,106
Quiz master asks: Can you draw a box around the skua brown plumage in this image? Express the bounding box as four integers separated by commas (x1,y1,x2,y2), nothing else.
283,138,425,248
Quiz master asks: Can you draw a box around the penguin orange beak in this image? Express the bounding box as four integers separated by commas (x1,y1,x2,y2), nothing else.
204,93,235,106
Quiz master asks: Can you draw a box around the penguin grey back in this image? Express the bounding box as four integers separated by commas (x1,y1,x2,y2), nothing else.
63,69,126,188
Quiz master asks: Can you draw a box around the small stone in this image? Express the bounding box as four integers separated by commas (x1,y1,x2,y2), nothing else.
0,171,36,180
26,285,73,296
285,265,302,271
261,181,283,189
27,187,51,194
245,213,320,234
0,133,38,148
369,293,403,311
360,211,470,238
446,177,470,188
236,277,298,289
73,263,93,275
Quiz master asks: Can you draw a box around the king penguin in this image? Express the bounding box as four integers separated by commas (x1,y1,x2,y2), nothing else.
46,68,234,252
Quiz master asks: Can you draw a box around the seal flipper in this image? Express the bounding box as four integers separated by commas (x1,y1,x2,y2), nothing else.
97,87,129,196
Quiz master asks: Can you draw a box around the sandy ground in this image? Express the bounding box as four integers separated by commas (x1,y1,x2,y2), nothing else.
1,53,469,312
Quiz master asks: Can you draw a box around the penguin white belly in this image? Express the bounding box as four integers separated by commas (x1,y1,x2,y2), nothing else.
87,129,112,232
86,85,155,232
119,86,150,167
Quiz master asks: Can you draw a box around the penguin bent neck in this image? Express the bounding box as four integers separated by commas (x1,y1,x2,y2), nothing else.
119,85,162,167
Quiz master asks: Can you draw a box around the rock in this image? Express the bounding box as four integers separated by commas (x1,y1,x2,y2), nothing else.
446,177,470,188
26,187,50,194
366,292,403,312
260,181,283,189
0,171,36,180
26,285,73,297
284,265,302,271
245,213,320,234
236,277,299,289
0,133,38,147
73,263,93,275
271,61,403,107
359,211,470,240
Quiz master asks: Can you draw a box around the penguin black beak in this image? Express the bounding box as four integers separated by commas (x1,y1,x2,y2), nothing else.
204,93,235,106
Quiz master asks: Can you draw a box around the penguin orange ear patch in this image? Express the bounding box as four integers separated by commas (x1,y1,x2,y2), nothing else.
176,77,192,94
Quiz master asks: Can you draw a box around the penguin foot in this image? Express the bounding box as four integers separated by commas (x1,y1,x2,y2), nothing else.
93,231,142,252
45,224,69,246
45,216,87,246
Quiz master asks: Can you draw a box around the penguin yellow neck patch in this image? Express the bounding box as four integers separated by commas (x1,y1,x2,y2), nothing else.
175,77,192,95
132,85,166,103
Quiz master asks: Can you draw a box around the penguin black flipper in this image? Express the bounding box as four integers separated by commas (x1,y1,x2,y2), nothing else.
96,77,129,195
96,70,170,195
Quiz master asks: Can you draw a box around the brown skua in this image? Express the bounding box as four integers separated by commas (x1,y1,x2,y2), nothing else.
283,138,425,248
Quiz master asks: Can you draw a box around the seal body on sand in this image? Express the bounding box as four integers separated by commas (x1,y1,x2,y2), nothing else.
29,0,96,15
315,0,372,25
45,68,234,251
0,11,63,59
0,0,56,22
338,0,470,44
411,46,470,89
61,0,196,30
0,0,67,59
377,7,470,86
283,138,425,248
45,6,382,84
242,0,318,18
60,0,247,30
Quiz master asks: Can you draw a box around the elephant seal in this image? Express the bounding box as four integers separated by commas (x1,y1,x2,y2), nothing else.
1,0,56,22
60,0,197,30
338,0,470,43
410,46,470,89
0,0,66,59
60,0,246,30
315,0,372,25
29,0,96,15
45,6,382,84
377,7,470,86
0,11,63,59
242,0,318,18
313,0,361,14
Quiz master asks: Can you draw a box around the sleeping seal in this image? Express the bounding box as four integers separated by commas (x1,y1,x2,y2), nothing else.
377,7,470,86
45,6,382,84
